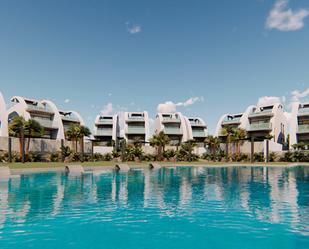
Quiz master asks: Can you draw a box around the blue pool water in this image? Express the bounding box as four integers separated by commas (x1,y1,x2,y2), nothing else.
0,166,308,249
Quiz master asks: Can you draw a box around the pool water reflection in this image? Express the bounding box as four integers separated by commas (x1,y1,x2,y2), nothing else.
0,166,308,249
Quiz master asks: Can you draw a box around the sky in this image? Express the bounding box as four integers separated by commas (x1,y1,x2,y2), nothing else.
0,0,309,133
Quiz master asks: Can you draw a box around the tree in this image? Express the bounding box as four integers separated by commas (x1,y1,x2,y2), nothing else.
204,135,220,155
221,126,235,159
76,125,91,159
65,124,79,152
149,131,170,161
126,138,143,161
24,119,44,155
179,140,197,162
9,116,26,161
232,128,247,156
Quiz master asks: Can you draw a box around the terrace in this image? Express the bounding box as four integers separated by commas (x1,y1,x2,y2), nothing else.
248,122,272,131
248,108,273,118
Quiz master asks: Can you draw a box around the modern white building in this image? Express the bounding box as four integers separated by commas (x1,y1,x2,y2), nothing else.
0,91,8,137
247,102,287,146
124,112,150,144
155,112,190,145
215,105,254,137
59,110,84,133
6,96,84,140
93,114,120,146
290,102,309,149
186,117,208,143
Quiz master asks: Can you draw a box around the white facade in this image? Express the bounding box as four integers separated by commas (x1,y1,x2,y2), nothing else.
289,102,309,148
7,96,84,140
155,112,190,145
186,117,208,142
93,114,120,146
215,105,255,137
0,92,8,137
124,112,150,144
59,110,84,133
247,102,287,146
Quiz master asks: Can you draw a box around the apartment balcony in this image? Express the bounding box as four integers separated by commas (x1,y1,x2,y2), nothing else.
162,117,181,123
95,129,113,136
189,121,206,127
248,122,272,131
192,130,206,138
126,117,145,122
126,126,145,134
297,124,309,134
221,118,241,125
32,117,56,129
298,107,309,117
27,104,54,114
96,119,114,125
164,127,182,135
248,109,273,118
61,116,80,123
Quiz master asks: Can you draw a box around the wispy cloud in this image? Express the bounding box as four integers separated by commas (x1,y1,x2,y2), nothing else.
291,87,309,102
100,102,113,115
157,97,204,113
126,22,142,34
64,99,70,103
266,0,309,31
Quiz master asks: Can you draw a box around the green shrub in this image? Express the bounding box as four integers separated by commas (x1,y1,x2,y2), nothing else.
163,149,176,160
253,152,264,162
142,153,156,162
27,152,42,162
103,153,113,161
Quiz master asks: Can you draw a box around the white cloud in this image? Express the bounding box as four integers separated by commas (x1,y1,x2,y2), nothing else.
108,93,112,97
266,0,309,31
64,99,70,103
256,96,283,107
157,97,204,113
126,22,142,34
100,102,113,115
291,87,309,102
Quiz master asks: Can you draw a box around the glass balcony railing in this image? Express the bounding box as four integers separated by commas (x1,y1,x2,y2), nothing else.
249,109,273,118
32,117,55,128
126,127,145,134
61,115,79,122
164,128,182,135
27,104,53,113
222,118,241,124
298,124,309,133
127,117,145,122
97,119,113,125
298,107,309,114
248,122,272,131
95,129,113,136
192,130,206,137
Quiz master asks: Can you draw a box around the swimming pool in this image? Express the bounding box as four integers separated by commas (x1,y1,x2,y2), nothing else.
0,166,308,249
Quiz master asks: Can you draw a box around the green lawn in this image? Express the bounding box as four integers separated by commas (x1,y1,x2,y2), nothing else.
1,160,302,169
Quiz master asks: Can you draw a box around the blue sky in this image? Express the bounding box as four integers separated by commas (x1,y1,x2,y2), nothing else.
0,0,308,133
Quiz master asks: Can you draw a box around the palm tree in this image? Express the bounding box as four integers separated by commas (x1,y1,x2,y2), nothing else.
65,124,79,152
221,126,235,159
181,140,197,162
9,116,26,162
204,135,220,155
232,128,247,156
24,119,44,155
149,131,170,161
76,125,91,160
